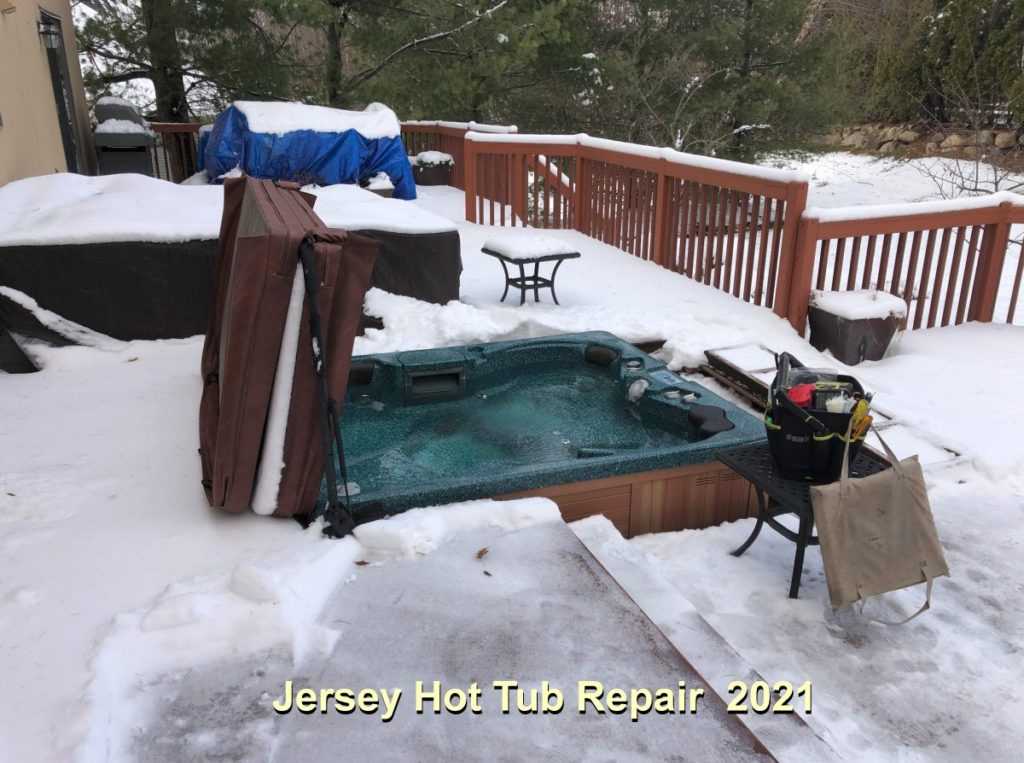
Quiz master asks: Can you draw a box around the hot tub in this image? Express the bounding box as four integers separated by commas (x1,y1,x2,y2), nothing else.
334,332,765,536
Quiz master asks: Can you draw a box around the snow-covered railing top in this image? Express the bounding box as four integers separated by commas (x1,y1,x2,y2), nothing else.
403,120,517,134
233,101,402,139
804,190,1024,224
465,131,808,188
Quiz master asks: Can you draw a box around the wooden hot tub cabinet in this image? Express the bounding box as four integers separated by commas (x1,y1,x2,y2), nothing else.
498,460,755,538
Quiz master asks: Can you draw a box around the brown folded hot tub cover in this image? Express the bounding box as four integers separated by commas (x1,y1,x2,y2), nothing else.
199,177,377,517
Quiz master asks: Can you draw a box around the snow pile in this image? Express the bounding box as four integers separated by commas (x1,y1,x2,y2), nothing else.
0,286,127,349
809,289,908,320
354,498,560,556
95,95,137,108
364,171,394,191
233,101,401,139
306,183,456,234
94,118,153,136
0,173,223,245
412,150,454,166
483,234,579,260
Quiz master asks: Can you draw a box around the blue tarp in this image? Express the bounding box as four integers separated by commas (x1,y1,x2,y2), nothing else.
201,105,416,199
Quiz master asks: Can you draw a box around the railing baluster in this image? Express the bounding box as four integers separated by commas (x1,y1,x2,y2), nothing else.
744,195,761,300
913,229,939,329
942,226,967,327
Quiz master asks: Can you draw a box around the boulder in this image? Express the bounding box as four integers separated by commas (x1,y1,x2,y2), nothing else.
925,142,941,155
879,140,899,154
994,131,1017,149
841,131,870,148
962,146,982,159
898,129,921,143
931,131,946,143
941,132,968,148
882,125,902,141
977,129,994,146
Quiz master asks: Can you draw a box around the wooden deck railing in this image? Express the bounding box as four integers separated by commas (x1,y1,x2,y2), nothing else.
150,122,201,183
791,196,1024,332
400,120,517,191
461,131,1024,333
463,132,810,321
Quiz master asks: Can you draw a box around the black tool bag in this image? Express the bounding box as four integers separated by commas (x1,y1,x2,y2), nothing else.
765,352,866,482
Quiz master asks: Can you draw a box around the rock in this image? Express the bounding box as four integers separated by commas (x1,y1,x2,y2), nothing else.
931,131,946,143
925,142,941,155
882,125,902,141
823,132,843,145
842,131,869,148
941,133,968,148
879,140,899,154
898,129,920,143
995,131,1017,149
977,129,993,146
963,146,981,159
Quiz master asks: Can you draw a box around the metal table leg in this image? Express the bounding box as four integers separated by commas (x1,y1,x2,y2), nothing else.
533,261,541,302
549,257,566,305
498,259,511,303
788,512,814,599
518,262,527,305
731,489,767,558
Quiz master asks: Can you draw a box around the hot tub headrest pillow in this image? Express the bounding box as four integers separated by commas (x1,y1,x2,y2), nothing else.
688,404,735,438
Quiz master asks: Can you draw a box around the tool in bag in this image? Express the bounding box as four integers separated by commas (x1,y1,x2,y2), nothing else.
765,352,869,482
810,424,950,624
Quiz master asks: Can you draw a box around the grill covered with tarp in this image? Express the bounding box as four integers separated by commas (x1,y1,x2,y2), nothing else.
201,101,416,199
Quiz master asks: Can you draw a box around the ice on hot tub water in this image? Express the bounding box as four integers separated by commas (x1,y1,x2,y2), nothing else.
342,365,689,486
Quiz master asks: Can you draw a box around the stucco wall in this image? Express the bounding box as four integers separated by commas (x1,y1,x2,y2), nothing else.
0,0,94,187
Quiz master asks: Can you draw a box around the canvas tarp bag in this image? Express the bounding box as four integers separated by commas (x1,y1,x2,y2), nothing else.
199,177,377,526
809,427,950,624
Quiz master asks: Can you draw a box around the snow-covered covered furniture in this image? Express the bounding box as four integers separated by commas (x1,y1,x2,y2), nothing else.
807,290,907,365
0,174,460,341
201,101,416,199
410,150,454,186
481,236,580,305
93,96,156,176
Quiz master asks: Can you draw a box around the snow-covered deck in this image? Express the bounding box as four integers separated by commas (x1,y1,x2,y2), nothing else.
2,153,1023,761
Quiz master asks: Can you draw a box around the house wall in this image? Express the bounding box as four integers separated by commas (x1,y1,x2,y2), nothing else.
0,0,94,186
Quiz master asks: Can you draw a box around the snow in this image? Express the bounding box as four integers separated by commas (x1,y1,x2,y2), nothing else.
403,119,517,134
250,269,305,516
364,171,393,191
94,118,153,135
0,174,454,245
806,190,1024,223
809,289,908,320
232,101,401,139
95,95,137,108
306,183,456,234
3,150,1024,761
0,173,223,245
482,234,579,260
411,150,454,166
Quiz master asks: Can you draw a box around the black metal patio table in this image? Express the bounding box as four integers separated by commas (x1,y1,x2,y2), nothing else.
481,246,581,305
717,443,890,599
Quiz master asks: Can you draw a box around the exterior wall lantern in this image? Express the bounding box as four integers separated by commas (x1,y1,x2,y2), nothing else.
37,17,62,49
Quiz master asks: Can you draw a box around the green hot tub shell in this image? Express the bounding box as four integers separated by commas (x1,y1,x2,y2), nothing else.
324,331,765,517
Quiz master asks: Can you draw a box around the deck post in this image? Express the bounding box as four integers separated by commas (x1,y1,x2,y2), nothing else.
969,201,1013,322
463,134,478,224
785,212,820,334
651,159,672,268
574,149,589,235
772,180,810,323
